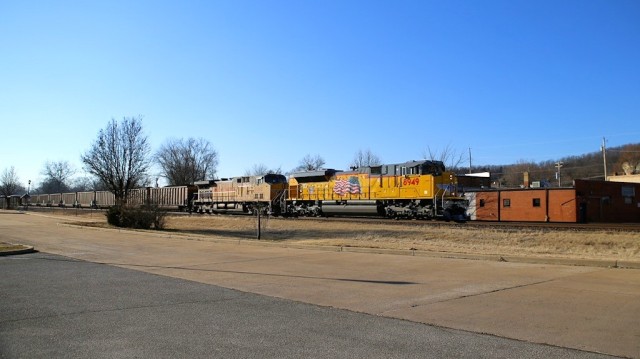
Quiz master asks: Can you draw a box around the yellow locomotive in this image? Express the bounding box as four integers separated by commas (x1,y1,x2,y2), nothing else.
287,160,467,220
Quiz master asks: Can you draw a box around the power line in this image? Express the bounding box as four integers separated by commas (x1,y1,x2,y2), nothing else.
470,133,640,151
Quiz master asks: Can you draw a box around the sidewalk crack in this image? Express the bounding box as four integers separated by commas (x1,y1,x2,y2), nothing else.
380,278,556,316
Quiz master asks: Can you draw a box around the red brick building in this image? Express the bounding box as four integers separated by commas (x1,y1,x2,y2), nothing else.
575,179,640,223
465,179,640,223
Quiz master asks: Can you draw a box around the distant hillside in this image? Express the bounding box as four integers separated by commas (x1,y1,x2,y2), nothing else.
457,143,640,188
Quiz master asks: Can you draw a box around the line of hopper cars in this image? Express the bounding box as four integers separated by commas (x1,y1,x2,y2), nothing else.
29,159,469,221
29,186,192,211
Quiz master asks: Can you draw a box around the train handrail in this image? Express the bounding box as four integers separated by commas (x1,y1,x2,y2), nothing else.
434,188,443,216
272,188,288,212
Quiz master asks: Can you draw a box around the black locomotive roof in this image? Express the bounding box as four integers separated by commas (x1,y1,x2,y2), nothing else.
392,159,445,168
289,169,340,183
382,160,445,175
193,179,217,188
346,160,446,176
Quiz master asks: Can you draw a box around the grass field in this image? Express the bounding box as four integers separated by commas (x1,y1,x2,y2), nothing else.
162,215,640,261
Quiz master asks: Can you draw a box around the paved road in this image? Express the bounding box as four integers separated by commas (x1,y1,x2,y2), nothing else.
1,212,639,357
1,252,615,358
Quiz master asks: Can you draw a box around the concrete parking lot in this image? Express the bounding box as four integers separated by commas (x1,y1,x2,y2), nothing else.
2,252,617,358
1,212,639,358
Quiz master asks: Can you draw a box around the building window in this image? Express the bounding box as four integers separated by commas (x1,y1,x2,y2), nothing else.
622,186,635,197
532,198,541,207
479,199,485,207
503,199,510,208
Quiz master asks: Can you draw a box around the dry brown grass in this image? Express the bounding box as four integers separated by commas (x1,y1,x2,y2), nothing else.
163,215,639,261
42,209,640,261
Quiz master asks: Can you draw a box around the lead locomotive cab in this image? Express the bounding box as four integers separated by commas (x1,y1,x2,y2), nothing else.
377,160,445,177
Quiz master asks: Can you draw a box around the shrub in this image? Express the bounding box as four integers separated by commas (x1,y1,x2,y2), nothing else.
106,205,123,227
105,204,167,230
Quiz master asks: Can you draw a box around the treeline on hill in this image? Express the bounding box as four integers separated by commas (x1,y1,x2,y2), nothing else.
454,143,640,188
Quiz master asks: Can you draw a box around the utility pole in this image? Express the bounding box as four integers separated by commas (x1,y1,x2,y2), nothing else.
555,161,564,187
27,180,31,211
601,137,608,181
468,147,472,174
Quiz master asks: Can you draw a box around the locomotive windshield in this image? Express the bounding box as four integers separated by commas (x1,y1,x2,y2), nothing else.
421,161,445,175
263,174,287,184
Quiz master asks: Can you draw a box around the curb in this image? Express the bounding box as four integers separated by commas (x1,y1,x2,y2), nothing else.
0,245,36,257
323,246,640,269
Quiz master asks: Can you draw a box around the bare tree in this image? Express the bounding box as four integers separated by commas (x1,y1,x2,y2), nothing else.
156,137,218,185
499,160,535,188
350,149,381,169
295,154,325,172
612,144,640,175
244,164,282,176
81,116,151,204
0,166,22,197
422,143,467,170
69,176,104,192
40,160,76,193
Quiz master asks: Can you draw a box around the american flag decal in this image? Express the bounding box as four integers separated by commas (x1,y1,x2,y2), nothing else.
334,176,361,196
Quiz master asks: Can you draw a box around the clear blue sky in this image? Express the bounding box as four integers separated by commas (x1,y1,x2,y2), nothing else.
1,0,639,188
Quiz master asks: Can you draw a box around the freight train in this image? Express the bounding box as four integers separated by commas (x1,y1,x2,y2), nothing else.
21,159,468,221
